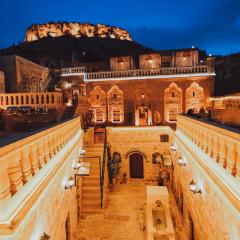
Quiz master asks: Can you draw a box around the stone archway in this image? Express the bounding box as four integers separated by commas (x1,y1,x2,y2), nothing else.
186,82,204,113
164,83,182,122
135,106,152,126
107,85,124,124
129,153,144,178
90,86,106,123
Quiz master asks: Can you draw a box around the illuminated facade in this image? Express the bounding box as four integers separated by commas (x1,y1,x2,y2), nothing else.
0,46,240,240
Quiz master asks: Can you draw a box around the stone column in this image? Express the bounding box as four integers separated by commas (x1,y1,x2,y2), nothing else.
212,139,219,162
0,159,11,199
29,145,39,176
20,147,32,184
219,140,227,168
44,138,50,163
37,140,45,169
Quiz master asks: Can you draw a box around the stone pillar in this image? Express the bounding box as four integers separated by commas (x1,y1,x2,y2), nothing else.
36,141,45,169
219,141,227,168
29,145,39,176
8,154,24,194
0,160,11,199
236,148,240,178
20,147,32,184
212,139,219,162
226,144,238,176
44,138,50,163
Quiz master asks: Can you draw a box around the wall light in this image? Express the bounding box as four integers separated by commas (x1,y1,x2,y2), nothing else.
74,161,82,169
65,176,75,190
40,232,51,240
189,180,202,194
79,149,86,156
170,144,177,151
141,93,145,99
178,157,187,166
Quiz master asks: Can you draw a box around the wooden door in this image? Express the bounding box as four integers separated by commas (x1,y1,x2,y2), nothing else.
130,153,144,178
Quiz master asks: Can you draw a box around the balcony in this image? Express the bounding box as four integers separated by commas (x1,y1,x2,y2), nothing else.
175,115,240,211
84,65,214,81
57,67,86,76
0,117,82,235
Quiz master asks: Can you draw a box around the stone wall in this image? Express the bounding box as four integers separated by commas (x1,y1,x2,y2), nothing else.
107,126,173,183
0,55,49,93
87,75,214,124
0,118,84,240
0,71,5,93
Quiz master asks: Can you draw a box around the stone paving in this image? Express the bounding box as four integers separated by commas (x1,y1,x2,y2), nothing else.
78,184,187,240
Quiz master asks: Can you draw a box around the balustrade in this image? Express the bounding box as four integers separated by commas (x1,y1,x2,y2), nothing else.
84,65,210,80
176,115,240,179
0,117,80,201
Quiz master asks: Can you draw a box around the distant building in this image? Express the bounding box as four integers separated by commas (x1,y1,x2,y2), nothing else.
0,55,49,93
215,53,240,95
0,71,5,93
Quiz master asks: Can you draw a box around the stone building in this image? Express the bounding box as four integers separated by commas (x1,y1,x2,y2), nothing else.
0,71,5,93
0,55,49,93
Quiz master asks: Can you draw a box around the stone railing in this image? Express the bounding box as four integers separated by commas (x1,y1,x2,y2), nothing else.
0,92,63,110
176,115,240,178
84,65,211,80
58,67,86,76
0,117,81,233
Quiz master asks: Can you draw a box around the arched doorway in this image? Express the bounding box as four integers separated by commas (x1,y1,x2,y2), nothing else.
129,153,144,178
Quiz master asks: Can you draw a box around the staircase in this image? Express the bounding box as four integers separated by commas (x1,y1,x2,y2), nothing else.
81,144,104,214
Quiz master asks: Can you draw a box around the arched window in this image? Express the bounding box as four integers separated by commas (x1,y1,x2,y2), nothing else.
6,96,9,105
21,96,24,104
36,95,39,104
16,96,19,105
26,95,29,104
46,95,49,104
51,94,54,104
31,95,34,104
41,95,44,104
11,96,14,105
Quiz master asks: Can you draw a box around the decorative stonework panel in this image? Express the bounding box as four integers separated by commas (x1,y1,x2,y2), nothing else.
164,83,182,122
186,82,204,112
90,86,106,123
107,85,124,123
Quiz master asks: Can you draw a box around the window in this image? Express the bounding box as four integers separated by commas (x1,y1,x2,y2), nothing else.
96,95,99,100
51,94,54,104
172,92,175,97
113,109,121,122
36,95,39,104
193,91,195,97
160,134,169,142
113,94,117,99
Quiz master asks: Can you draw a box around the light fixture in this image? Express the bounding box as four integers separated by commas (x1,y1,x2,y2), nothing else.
200,60,203,63
79,149,86,156
74,161,82,169
141,93,145,99
189,180,201,194
40,232,51,240
65,176,75,189
192,45,195,49
170,144,177,151
178,157,187,166
117,57,124,65
209,54,212,57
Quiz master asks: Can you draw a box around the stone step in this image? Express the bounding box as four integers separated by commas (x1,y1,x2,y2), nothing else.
82,187,100,194
83,192,100,199
83,181,99,187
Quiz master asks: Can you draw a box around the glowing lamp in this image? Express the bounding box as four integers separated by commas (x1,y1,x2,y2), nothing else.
178,157,187,166
141,93,145,99
74,162,82,169
65,176,75,189
189,180,201,194
170,144,177,151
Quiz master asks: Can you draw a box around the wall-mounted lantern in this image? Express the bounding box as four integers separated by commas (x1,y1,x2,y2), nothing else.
65,176,75,190
178,157,187,166
189,180,202,194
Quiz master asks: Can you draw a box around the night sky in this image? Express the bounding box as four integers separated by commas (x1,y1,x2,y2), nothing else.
1,0,240,55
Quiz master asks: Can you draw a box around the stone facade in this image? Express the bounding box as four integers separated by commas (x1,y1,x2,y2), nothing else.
87,76,214,125
0,71,5,93
107,126,173,183
0,55,49,93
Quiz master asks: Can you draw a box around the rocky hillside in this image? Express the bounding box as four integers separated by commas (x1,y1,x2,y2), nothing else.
0,36,152,70
25,22,132,42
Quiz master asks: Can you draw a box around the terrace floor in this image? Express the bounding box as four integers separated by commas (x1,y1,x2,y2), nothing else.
78,184,187,240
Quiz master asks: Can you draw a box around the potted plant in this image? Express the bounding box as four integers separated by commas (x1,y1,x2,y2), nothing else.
108,153,121,185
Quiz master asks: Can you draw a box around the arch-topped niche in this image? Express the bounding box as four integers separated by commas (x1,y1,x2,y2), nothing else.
186,82,204,113
90,86,106,123
107,85,124,124
164,83,182,122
